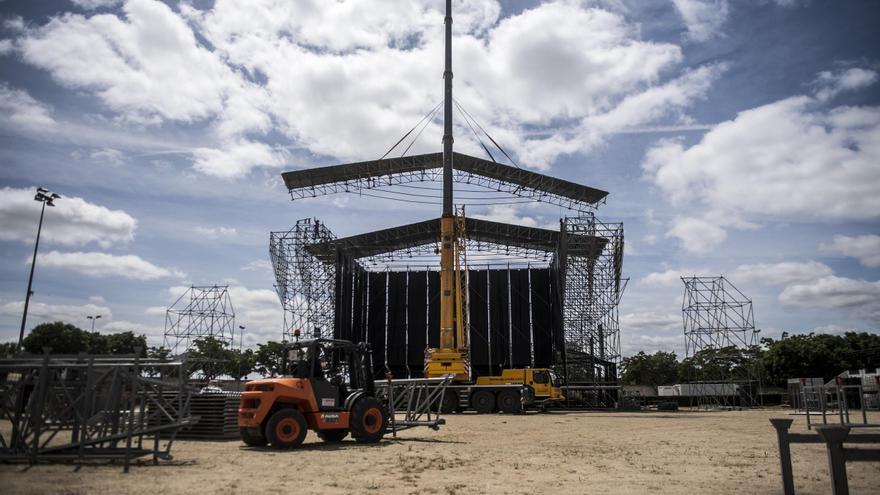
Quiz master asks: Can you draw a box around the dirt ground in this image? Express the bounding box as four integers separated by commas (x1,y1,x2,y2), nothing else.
2,408,879,494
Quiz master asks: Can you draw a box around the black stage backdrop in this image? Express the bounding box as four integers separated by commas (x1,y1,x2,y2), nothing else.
334,266,562,378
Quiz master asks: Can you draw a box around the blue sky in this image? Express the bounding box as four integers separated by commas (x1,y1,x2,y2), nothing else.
0,0,878,356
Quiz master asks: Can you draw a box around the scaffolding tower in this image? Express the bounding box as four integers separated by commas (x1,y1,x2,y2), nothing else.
271,219,337,340
681,276,760,407
164,285,236,354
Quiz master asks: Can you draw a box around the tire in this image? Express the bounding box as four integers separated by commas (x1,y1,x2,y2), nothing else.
497,390,521,414
317,429,348,442
349,397,387,443
471,390,496,414
239,426,267,447
265,408,308,449
439,390,459,414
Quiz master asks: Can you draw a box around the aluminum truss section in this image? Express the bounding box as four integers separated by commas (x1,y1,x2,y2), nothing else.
271,219,337,341
681,276,760,408
164,285,236,355
281,152,607,212
0,354,192,471
560,214,626,397
375,374,453,435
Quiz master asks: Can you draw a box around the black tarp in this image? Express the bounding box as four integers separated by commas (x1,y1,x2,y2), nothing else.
335,266,558,379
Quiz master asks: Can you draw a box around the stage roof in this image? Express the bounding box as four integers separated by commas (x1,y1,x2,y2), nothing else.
304,217,607,261
282,152,608,207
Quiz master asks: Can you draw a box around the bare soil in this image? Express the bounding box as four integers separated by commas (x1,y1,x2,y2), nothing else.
2,409,879,494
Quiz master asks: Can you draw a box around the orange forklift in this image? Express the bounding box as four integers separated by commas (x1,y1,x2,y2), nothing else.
238,338,387,449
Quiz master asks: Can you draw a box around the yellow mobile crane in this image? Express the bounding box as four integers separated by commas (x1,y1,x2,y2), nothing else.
423,0,563,413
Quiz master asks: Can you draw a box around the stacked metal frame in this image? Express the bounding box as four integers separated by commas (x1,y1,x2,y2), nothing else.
163,285,236,354
559,214,625,406
0,353,192,471
681,276,761,408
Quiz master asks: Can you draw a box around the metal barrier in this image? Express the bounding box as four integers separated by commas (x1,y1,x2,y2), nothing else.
770,418,880,495
375,374,452,435
0,353,193,471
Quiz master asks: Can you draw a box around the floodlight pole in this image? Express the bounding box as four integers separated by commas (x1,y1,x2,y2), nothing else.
19,193,51,348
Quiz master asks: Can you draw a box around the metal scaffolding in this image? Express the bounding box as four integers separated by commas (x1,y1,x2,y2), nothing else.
271,220,337,340
0,353,192,471
681,276,760,407
561,214,626,394
163,285,236,354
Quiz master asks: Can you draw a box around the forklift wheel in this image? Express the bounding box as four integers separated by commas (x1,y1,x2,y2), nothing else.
266,408,308,449
317,429,348,442
239,426,268,447
350,397,387,443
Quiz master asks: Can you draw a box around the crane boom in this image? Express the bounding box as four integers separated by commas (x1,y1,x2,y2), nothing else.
426,0,469,380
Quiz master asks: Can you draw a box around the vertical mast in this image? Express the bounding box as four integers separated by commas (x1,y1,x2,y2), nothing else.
442,0,454,215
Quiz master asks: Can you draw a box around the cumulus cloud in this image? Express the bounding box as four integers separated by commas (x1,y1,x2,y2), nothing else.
194,225,238,239
779,275,880,322
70,0,123,9
671,0,729,42
643,95,880,251
621,311,681,332
823,234,880,268
471,205,540,228
733,261,833,286
665,216,727,254
639,268,706,288
0,186,137,247
191,140,289,178
0,83,57,131
37,250,185,280
0,300,111,328
814,67,879,102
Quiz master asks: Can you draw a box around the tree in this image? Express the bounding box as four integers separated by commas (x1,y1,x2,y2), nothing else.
0,341,18,357
621,351,679,387
187,336,233,381
255,341,287,377
106,332,148,356
227,348,257,380
761,332,880,387
22,321,93,354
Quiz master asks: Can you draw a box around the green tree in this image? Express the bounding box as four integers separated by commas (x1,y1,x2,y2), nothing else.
22,321,92,354
187,336,233,381
106,332,148,356
0,341,19,357
621,350,679,386
761,332,880,387
227,348,257,380
254,341,287,377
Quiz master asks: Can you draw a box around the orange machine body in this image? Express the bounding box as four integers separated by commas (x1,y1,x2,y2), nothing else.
238,377,350,431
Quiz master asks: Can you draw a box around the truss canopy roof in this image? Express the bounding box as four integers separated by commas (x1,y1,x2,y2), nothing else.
304,217,607,262
282,152,609,206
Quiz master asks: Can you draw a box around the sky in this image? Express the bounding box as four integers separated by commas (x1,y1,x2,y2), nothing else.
0,0,878,357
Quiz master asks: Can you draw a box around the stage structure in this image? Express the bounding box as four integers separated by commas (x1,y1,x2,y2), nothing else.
164,285,236,355
681,276,761,407
270,150,625,394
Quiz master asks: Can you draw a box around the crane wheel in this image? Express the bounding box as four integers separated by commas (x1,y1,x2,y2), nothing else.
350,397,387,443
266,408,308,449
497,390,521,414
471,390,496,414
440,390,459,414
239,426,268,447
317,429,348,442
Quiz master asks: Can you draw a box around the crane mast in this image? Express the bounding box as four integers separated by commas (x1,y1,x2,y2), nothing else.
426,0,470,380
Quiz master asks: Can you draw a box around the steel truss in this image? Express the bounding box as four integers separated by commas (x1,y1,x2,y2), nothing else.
681,276,761,407
164,285,236,354
560,214,626,403
0,354,192,471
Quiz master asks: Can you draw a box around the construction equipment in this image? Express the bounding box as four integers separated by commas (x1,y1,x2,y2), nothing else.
421,0,565,414
237,338,448,449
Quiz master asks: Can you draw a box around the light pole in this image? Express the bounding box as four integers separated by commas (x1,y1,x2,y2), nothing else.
19,187,61,348
87,314,102,332
238,325,245,381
